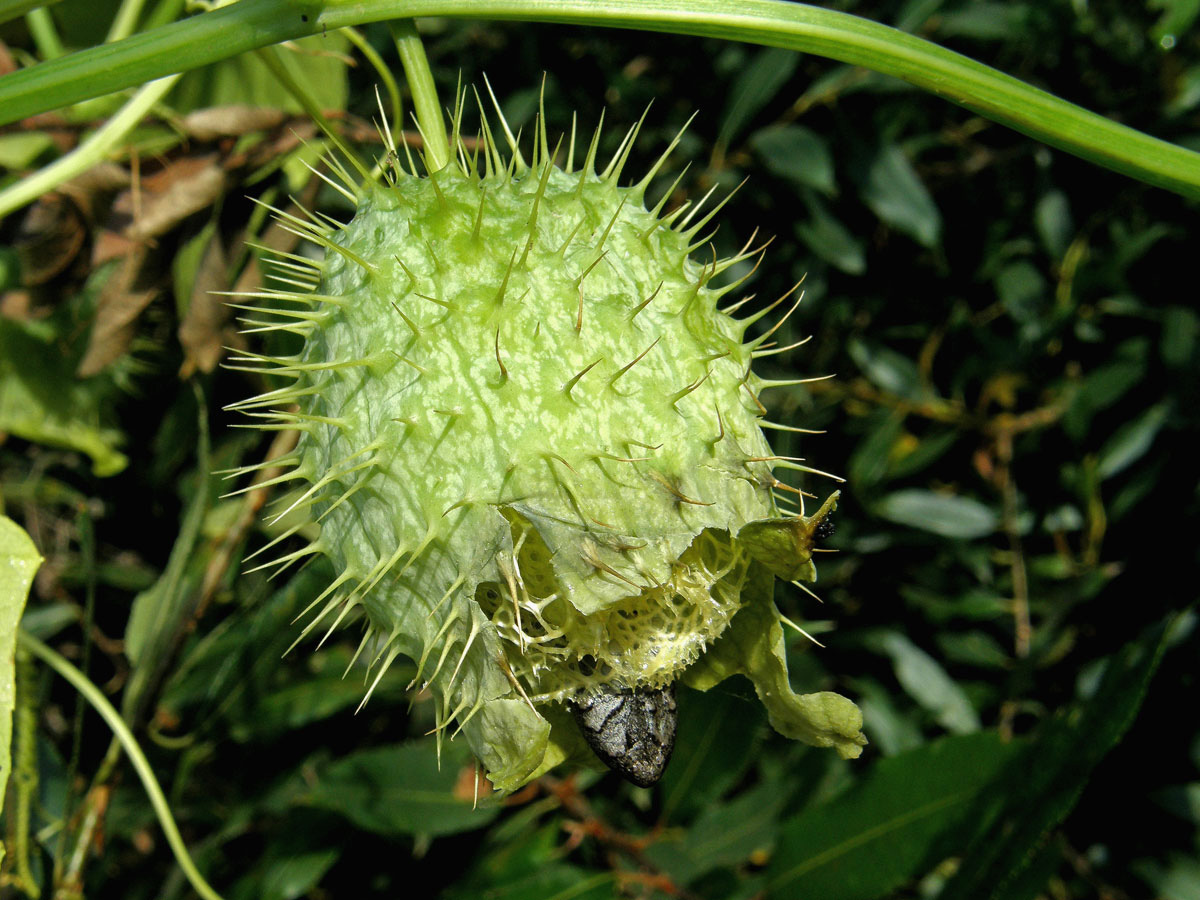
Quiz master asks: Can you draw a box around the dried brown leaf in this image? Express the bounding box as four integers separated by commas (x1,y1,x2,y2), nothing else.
76,247,157,377
178,232,233,378
14,193,86,286
121,156,225,242
181,106,288,141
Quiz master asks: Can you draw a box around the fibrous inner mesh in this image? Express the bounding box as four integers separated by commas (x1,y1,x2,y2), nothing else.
475,510,751,701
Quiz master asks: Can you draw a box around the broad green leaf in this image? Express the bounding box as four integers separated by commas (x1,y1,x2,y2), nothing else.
875,489,998,539
765,732,1022,899
860,144,941,248
939,617,1173,900
1063,338,1148,439
0,132,56,169
445,861,614,900
1137,853,1200,900
718,47,800,146
750,124,836,195
994,260,1047,328
872,630,980,733
306,738,501,837
0,515,42,861
0,305,127,477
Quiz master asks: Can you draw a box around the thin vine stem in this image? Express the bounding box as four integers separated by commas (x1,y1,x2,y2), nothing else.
0,74,179,220
390,18,449,169
16,630,226,900
0,0,1197,199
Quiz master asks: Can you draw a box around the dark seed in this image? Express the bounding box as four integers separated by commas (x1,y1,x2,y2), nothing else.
814,515,836,540
570,683,677,787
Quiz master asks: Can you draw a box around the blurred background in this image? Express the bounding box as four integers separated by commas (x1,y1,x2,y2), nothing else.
1,0,1198,897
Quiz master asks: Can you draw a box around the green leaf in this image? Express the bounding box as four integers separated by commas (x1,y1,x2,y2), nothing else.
1034,190,1072,258
848,411,904,488
306,739,501,837
122,392,211,723
934,2,1033,40
750,124,836,194
227,820,341,900
718,46,800,146
847,338,926,402
645,779,788,884
852,677,924,757
1097,401,1171,480
1161,306,1199,367
938,617,1173,900
659,682,765,822
170,33,350,115
870,631,981,733
0,296,128,477
765,732,1023,899
860,144,941,247
935,630,1012,670
1151,0,1200,42
875,489,998,539
446,863,614,900
795,198,866,274
0,516,42,856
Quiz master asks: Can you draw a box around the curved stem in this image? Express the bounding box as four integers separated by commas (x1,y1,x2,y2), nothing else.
390,18,449,170
107,0,151,43
0,74,179,221
24,5,65,59
0,0,1197,199
16,630,226,900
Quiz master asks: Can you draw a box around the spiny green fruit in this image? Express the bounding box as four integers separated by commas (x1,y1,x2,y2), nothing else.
226,92,866,791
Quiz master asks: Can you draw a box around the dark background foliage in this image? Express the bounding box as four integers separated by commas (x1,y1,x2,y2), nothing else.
2,0,1198,897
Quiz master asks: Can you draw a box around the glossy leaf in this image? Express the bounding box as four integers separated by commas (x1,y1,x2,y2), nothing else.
860,144,941,248
875,490,998,539
750,124,836,195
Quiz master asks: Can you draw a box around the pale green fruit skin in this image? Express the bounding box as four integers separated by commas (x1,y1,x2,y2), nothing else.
240,141,866,790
